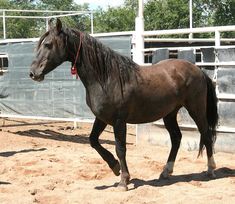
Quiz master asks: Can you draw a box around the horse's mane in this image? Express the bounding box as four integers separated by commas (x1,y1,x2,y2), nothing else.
69,29,140,90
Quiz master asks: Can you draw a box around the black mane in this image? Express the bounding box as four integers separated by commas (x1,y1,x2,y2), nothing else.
67,28,140,89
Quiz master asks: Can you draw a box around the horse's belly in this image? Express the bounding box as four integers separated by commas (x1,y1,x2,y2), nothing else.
126,101,177,124
127,115,162,124
125,77,184,124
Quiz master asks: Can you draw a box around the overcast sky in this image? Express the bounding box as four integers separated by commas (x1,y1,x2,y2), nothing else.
74,0,125,10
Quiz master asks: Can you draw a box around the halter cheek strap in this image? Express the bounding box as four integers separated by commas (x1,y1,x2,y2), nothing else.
71,32,83,79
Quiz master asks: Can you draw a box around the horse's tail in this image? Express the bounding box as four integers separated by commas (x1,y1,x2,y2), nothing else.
198,73,219,156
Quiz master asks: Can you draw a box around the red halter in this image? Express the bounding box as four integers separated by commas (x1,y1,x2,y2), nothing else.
71,32,83,79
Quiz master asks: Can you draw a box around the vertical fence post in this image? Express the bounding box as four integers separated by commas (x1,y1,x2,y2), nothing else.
134,0,145,145
90,12,94,34
189,0,193,39
133,0,144,65
3,10,6,39
215,30,221,47
45,18,49,31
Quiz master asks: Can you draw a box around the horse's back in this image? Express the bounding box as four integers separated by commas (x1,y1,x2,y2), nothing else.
139,59,205,93
138,59,204,93
143,59,202,77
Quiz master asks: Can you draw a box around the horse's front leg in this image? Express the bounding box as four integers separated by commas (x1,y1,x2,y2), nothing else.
113,119,130,191
89,117,120,176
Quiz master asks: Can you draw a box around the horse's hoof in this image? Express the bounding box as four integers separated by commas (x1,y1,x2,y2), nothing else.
117,183,128,191
159,169,172,180
159,163,173,180
206,170,216,179
159,172,169,180
112,162,120,176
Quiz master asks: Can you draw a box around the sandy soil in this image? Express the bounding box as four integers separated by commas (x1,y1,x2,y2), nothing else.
0,118,234,204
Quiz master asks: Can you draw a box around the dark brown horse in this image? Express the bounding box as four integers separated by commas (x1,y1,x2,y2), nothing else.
30,19,218,191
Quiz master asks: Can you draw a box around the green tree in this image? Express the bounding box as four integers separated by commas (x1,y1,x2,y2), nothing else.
213,0,235,26
1,0,235,38
194,0,235,27
0,0,92,38
124,0,138,11
1,0,39,38
94,5,136,33
144,0,191,30
0,0,11,38
205,0,235,37
36,0,91,33
192,0,235,37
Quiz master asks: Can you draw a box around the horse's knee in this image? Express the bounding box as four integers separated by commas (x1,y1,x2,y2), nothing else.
89,137,98,148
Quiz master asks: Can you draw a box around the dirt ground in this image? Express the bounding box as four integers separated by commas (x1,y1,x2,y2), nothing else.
0,118,234,204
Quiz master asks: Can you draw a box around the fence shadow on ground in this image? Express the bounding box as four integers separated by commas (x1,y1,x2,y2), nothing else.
11,129,133,146
1,118,66,128
0,181,11,185
0,148,47,157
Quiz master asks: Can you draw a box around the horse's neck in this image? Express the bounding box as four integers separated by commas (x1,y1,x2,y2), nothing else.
75,34,139,94
77,35,108,87
66,33,94,88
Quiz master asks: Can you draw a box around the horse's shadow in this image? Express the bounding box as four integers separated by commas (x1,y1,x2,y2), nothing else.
95,167,235,190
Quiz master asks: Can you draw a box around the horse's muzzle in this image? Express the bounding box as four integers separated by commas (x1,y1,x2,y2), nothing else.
29,71,44,82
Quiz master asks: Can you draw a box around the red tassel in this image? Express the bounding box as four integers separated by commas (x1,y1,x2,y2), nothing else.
71,66,79,79
71,66,77,75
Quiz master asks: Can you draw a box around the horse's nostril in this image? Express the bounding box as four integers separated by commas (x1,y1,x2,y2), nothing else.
29,71,34,78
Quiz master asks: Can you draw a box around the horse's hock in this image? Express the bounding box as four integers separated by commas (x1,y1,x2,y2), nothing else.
137,47,235,153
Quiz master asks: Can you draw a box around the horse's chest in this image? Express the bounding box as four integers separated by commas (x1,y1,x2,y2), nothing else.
85,89,117,122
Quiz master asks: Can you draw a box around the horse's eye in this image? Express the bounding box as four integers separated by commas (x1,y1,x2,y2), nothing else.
44,42,52,49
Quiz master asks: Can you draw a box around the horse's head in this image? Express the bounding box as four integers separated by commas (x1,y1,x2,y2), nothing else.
30,18,68,81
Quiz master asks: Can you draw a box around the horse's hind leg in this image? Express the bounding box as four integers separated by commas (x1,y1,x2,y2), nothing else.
89,117,120,176
160,109,182,179
186,104,216,178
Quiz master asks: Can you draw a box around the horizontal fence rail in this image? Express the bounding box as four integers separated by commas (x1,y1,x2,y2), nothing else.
0,9,94,38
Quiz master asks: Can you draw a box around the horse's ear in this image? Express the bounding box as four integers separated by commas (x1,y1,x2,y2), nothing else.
56,18,62,33
48,18,54,30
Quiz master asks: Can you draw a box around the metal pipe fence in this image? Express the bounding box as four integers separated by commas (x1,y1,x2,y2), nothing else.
1,9,235,133
0,9,94,39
